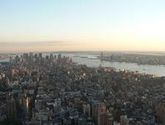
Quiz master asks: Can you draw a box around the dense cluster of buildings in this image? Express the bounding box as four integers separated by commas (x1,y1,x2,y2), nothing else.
99,52,165,65
0,53,164,125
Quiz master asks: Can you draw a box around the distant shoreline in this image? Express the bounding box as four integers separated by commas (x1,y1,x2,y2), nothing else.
1,51,165,65
1,51,165,56
98,53,165,66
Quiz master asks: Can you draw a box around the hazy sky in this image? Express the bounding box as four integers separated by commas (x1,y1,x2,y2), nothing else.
0,0,165,52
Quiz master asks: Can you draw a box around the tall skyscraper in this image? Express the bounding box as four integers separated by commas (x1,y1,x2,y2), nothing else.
7,96,17,120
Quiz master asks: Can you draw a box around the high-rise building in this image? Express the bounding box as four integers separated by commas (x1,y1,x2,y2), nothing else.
120,115,129,125
91,102,106,125
7,96,17,120
83,103,91,117
100,112,113,125
155,101,165,124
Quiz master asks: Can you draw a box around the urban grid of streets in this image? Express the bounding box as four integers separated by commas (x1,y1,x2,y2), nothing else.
0,53,165,125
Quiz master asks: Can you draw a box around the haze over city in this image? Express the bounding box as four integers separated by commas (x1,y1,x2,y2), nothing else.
1,1,165,125
0,0,165,52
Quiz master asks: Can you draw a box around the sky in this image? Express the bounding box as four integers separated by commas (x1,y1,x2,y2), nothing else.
0,0,165,53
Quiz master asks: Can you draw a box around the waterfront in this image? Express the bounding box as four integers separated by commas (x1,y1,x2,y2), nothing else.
1,52,165,77
61,53,165,77
0,53,164,125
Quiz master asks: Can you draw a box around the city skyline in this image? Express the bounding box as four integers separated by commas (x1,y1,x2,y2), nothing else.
0,0,165,52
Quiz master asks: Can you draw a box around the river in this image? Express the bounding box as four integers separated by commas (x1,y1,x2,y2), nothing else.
62,53,165,77
0,53,165,77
